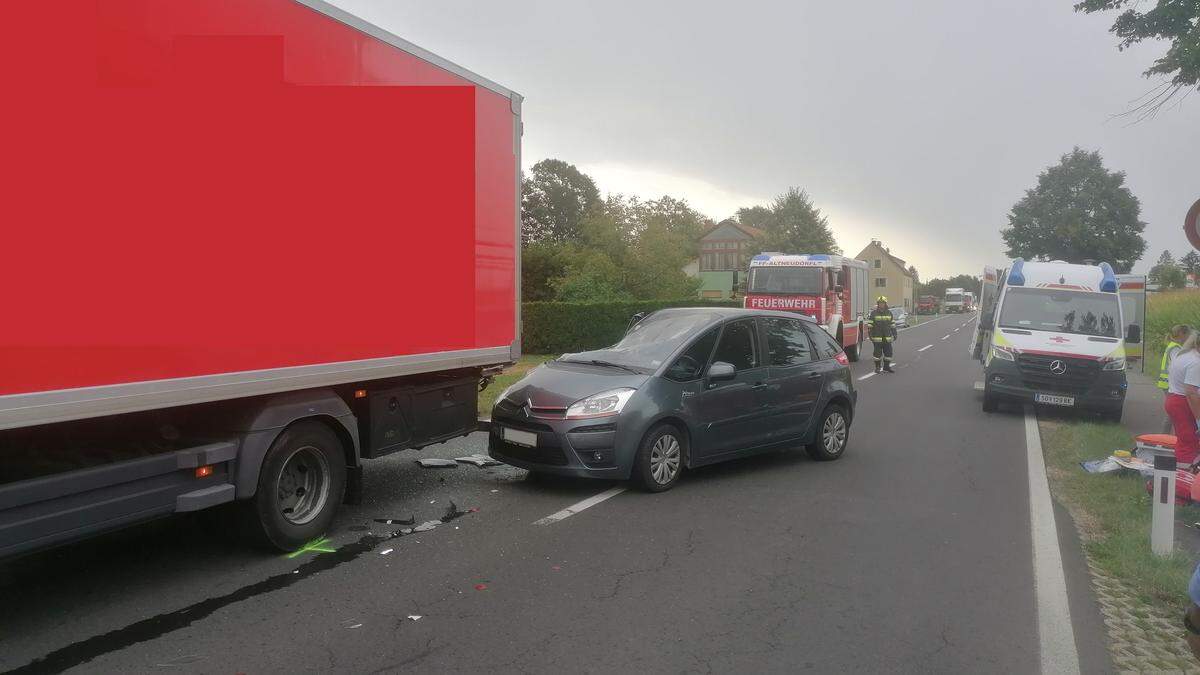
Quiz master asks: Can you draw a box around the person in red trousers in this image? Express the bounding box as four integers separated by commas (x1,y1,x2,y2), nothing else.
1166,330,1200,467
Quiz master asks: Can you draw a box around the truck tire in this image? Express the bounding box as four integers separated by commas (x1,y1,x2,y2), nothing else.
247,421,346,551
845,324,861,362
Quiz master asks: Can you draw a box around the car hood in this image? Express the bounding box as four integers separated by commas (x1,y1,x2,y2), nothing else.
497,360,650,410
992,328,1124,360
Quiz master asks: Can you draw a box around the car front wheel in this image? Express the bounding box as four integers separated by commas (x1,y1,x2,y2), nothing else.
633,424,686,492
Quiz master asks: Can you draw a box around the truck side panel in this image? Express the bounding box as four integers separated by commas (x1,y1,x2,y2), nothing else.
0,0,519,429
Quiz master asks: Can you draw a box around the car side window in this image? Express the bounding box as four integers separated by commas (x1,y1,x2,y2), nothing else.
801,322,843,360
763,318,814,367
712,320,759,371
665,327,720,382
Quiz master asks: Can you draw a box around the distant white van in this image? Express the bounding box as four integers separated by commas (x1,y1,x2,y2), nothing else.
977,259,1128,421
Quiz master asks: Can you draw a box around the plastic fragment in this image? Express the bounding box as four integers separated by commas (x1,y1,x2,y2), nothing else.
455,454,502,467
380,548,394,556
415,458,458,468
374,517,415,526
407,615,423,621
474,583,488,591
414,521,440,533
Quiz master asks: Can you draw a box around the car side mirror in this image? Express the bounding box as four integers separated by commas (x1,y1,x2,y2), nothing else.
1126,324,1141,344
708,362,736,383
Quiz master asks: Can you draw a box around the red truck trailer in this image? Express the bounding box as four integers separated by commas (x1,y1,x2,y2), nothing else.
0,0,521,557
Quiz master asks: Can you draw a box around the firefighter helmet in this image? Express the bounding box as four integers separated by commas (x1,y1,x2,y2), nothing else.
876,296,888,303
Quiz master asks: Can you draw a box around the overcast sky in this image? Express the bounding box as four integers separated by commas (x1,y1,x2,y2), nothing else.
330,0,1196,279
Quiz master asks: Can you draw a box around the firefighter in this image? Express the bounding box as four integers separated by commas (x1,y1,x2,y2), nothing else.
869,296,896,373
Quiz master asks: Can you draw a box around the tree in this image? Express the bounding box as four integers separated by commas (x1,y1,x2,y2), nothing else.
1074,0,1200,118
747,188,840,256
1180,250,1199,277
921,274,982,300
550,247,631,302
1149,249,1187,289
521,159,600,243
1000,148,1146,273
735,205,773,231
522,241,568,301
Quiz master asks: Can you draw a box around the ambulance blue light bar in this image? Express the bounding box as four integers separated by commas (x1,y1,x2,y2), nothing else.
1008,259,1026,286
1099,262,1118,293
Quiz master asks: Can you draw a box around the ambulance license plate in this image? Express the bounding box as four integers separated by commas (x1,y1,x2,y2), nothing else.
1035,393,1075,407
502,427,538,447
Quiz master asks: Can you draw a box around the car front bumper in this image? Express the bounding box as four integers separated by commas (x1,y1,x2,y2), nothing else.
487,409,638,480
984,358,1127,412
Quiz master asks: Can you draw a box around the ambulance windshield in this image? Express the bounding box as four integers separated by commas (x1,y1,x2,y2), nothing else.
998,287,1121,337
748,267,823,295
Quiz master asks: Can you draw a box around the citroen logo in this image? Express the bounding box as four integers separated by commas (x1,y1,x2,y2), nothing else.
1049,360,1067,375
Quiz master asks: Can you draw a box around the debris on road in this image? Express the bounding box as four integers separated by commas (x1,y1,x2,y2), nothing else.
474,583,488,591
380,548,394,556
415,458,458,468
341,620,364,629
285,537,337,559
407,615,423,621
413,521,441,533
455,454,502,467
374,517,415,526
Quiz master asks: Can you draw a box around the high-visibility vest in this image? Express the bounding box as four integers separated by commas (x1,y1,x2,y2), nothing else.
1159,341,1182,390
868,309,894,343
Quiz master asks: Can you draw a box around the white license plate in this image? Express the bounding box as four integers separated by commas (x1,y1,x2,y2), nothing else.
502,427,538,447
1035,393,1075,407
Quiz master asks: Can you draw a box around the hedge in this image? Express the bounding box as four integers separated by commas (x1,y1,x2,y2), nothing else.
522,300,741,354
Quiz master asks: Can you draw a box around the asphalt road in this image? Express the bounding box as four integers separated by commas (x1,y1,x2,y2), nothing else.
0,314,1112,674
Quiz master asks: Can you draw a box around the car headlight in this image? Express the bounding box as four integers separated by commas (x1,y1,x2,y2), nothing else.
1102,357,1126,371
565,388,637,419
991,345,1016,362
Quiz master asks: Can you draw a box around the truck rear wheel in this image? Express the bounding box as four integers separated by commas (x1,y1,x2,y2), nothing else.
247,421,346,551
844,324,861,362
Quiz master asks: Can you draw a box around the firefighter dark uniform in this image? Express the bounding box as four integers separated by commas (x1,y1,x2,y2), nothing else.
868,300,896,373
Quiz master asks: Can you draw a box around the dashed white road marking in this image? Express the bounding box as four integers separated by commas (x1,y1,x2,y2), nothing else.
534,486,626,525
918,345,933,352
1024,406,1082,674
858,372,876,381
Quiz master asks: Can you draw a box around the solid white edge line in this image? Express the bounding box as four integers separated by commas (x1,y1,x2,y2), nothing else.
857,372,876,381
533,486,627,525
1024,405,1082,674
918,345,933,352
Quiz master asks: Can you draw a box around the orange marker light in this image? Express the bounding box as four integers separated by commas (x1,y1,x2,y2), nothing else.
195,465,214,478
354,389,368,399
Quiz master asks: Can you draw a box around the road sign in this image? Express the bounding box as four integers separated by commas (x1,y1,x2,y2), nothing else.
1186,198,1200,251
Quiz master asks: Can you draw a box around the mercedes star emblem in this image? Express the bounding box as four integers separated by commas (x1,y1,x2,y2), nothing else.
1049,360,1067,375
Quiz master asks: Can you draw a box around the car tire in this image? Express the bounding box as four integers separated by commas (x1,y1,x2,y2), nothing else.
982,388,998,413
806,404,850,462
245,421,346,552
633,424,686,492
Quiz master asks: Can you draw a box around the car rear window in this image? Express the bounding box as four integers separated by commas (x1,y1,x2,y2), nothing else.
763,318,814,367
801,323,844,360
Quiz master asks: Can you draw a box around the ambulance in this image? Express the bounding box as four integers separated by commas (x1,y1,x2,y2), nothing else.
976,260,1130,421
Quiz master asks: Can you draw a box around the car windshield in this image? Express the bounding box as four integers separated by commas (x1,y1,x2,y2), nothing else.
890,308,904,318
748,267,822,295
998,287,1121,337
560,311,719,371
946,293,963,302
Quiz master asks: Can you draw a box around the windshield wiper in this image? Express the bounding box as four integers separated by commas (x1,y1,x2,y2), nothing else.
561,358,643,374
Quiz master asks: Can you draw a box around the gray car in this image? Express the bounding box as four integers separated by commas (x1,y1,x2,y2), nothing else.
488,308,857,491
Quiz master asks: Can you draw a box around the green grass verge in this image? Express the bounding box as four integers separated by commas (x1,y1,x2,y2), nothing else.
477,354,555,414
1040,418,1200,614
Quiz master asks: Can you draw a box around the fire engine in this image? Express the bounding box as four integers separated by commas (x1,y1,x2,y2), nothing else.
744,254,871,361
